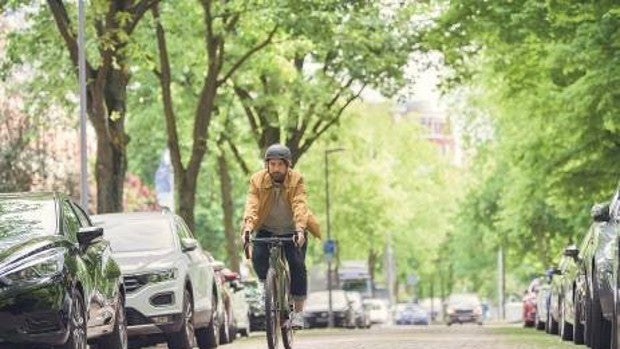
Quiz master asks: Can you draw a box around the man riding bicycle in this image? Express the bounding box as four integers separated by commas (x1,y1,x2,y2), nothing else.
241,144,321,330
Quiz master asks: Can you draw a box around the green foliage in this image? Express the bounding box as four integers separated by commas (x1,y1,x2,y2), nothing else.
424,0,620,296
297,101,463,293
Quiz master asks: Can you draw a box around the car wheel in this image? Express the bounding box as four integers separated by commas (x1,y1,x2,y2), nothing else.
57,288,87,349
96,292,128,349
585,284,593,346
574,291,585,344
167,289,197,349
196,290,220,349
560,299,573,341
592,271,611,349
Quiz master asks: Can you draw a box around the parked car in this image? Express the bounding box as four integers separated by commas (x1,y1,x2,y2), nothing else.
363,298,390,324
94,211,220,349
522,278,540,328
535,283,551,331
347,291,371,328
0,192,127,349
220,267,251,338
205,258,236,344
393,303,430,325
581,193,620,349
553,201,616,347
548,254,572,335
444,293,483,325
304,290,355,328
242,280,265,331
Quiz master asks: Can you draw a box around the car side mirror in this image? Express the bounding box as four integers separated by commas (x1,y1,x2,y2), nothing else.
591,202,610,222
211,260,225,272
77,226,104,246
181,238,198,252
563,246,580,261
231,280,244,292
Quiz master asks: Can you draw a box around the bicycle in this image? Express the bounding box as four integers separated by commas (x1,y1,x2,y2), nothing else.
245,235,296,349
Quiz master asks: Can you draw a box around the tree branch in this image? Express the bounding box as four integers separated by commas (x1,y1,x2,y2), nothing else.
47,0,94,74
301,85,366,155
224,134,251,176
152,3,184,173
217,25,279,86
128,0,159,34
326,77,354,109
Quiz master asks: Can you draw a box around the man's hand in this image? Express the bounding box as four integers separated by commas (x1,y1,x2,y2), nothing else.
241,228,252,259
294,230,305,248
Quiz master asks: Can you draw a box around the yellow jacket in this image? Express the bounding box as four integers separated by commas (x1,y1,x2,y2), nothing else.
242,169,321,239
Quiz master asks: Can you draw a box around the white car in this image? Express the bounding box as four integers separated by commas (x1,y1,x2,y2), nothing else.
94,211,220,349
363,298,390,324
223,270,251,337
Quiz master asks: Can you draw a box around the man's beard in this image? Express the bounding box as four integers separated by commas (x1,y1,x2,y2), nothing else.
269,171,286,183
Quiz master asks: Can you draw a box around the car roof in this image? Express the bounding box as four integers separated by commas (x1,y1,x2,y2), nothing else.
0,191,63,201
93,211,174,222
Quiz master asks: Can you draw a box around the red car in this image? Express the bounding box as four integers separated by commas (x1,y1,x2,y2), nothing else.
523,278,541,327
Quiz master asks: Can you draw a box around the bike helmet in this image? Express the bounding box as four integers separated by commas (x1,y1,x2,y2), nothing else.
264,144,292,166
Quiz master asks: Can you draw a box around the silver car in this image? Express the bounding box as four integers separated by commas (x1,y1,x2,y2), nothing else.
94,211,220,349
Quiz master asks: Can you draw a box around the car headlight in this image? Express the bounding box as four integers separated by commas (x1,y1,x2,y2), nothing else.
446,306,455,315
1,249,65,286
146,268,177,284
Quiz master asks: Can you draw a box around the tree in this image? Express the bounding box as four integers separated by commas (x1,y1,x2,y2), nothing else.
420,0,620,291
149,1,280,231
232,1,418,165
3,0,159,212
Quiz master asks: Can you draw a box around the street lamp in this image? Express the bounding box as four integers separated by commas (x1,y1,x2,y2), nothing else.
78,0,89,209
325,147,344,328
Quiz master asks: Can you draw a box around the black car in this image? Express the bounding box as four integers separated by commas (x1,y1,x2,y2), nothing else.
242,280,265,332
0,192,126,349
557,202,615,346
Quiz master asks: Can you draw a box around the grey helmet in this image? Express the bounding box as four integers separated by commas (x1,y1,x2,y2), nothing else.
264,144,292,165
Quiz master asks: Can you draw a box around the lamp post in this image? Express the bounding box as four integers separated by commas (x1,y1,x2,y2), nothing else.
325,147,344,328
78,0,88,209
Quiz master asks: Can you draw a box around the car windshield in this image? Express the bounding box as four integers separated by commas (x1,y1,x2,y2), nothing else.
0,198,57,244
448,294,481,307
100,218,175,252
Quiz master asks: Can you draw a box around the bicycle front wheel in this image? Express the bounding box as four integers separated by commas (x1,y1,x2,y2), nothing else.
265,268,280,349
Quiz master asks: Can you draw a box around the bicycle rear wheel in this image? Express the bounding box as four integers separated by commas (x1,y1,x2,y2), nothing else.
265,268,280,349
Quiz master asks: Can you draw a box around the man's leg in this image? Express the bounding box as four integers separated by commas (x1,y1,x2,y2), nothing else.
284,233,308,329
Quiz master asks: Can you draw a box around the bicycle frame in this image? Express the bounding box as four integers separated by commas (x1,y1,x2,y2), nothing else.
268,240,292,319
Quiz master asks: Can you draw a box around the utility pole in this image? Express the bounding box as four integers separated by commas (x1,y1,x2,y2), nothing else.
324,148,344,328
78,0,89,210
498,246,505,320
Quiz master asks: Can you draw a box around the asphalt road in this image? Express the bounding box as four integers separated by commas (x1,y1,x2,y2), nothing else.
139,323,583,349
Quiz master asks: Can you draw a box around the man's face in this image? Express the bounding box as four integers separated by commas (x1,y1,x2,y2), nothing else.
267,159,288,183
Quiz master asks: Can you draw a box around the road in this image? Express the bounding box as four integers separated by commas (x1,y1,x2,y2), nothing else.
141,323,582,349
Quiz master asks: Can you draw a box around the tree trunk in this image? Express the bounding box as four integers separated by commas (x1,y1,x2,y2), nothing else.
47,0,156,213
178,171,199,233
368,248,377,292
94,129,127,213
93,68,129,213
218,150,240,272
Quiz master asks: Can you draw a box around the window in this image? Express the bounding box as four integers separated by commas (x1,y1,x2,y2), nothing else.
62,200,80,241
70,202,92,227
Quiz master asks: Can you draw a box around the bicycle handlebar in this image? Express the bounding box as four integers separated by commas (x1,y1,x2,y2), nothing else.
243,235,297,260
